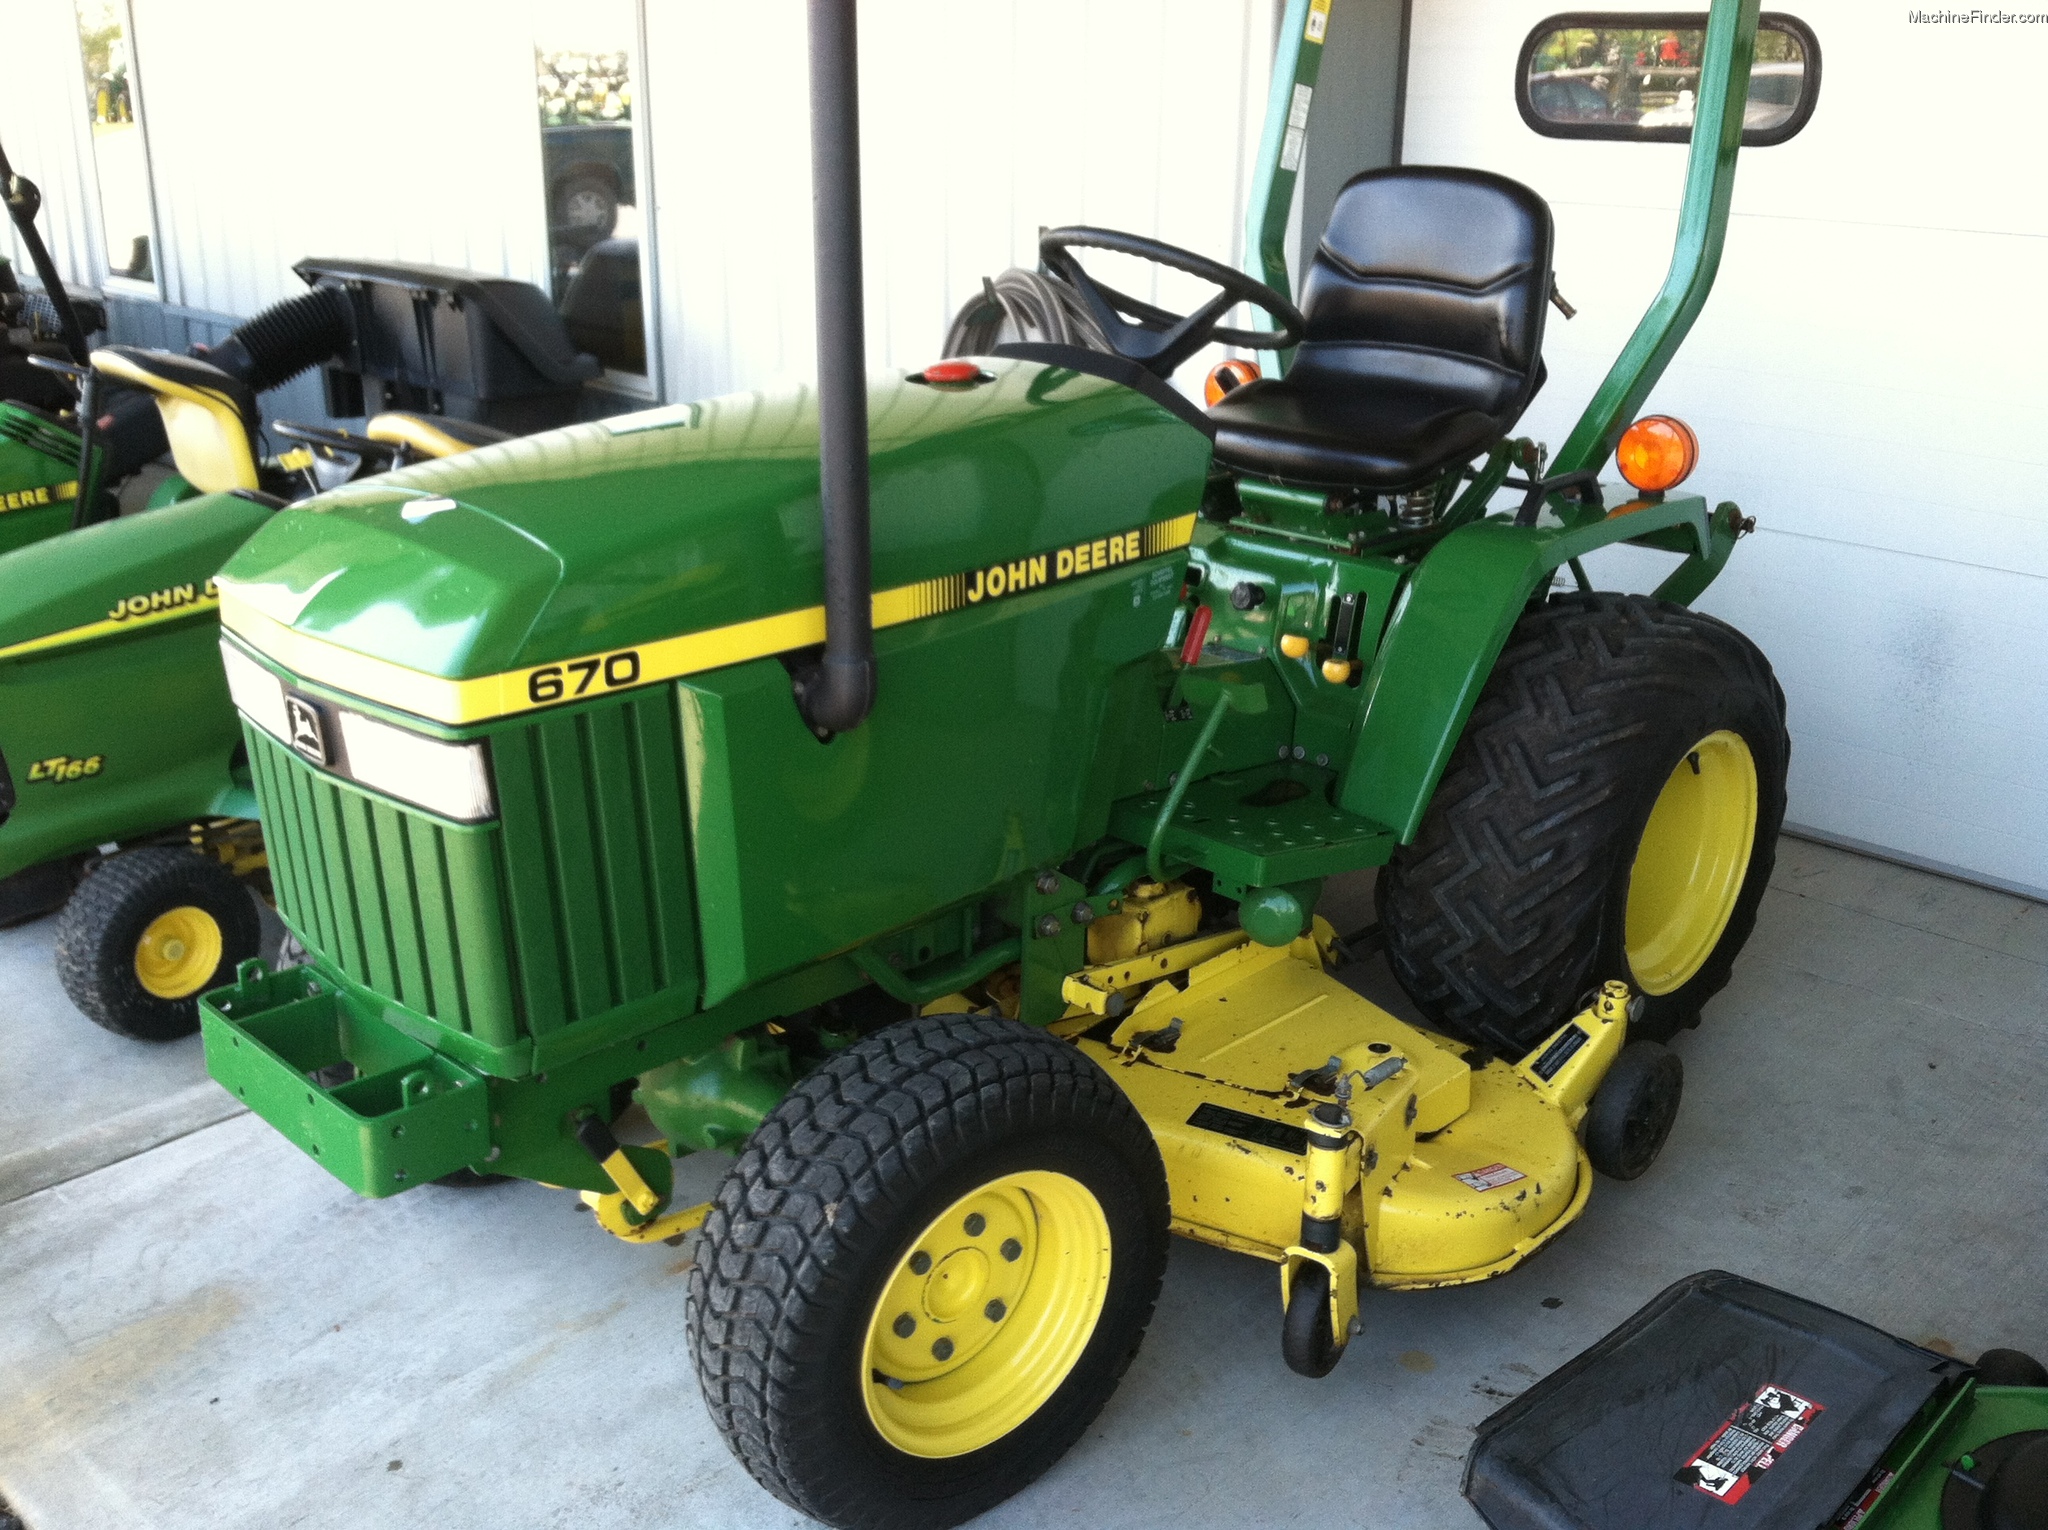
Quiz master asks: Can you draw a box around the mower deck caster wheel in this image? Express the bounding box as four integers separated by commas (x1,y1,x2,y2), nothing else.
1583,1040,1684,1181
54,847,261,1040
1978,1349,2048,1388
1282,1261,1347,1378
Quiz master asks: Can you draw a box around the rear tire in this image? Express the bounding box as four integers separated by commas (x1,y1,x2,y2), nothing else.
688,1014,1169,1530
1379,593,1788,1056
55,848,261,1041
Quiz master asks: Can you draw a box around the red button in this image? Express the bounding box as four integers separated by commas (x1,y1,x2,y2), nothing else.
921,360,985,385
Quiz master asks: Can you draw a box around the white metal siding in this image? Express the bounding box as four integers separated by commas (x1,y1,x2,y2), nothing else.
11,0,1280,396
1403,1,2048,897
645,0,1280,402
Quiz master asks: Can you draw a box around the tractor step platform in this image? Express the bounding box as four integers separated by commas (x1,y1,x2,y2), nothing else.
1108,764,1397,889
1464,1270,1971,1530
202,962,490,1195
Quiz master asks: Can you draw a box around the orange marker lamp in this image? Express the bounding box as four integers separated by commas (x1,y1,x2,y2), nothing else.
1615,415,1698,493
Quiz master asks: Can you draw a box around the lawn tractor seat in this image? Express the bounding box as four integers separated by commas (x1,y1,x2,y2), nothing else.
1208,166,1554,491
364,412,514,459
90,345,262,494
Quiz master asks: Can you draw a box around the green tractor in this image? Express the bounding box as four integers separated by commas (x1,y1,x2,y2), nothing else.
0,252,601,1037
1466,1270,2048,1530
197,0,1793,1523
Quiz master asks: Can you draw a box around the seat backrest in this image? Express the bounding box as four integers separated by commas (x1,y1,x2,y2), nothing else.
91,345,260,493
1294,167,1554,420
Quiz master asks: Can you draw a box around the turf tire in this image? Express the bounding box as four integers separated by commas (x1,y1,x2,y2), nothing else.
55,848,261,1041
687,1013,1170,1530
1378,592,1788,1057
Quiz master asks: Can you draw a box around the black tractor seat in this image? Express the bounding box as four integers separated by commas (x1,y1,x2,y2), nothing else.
1208,166,1555,492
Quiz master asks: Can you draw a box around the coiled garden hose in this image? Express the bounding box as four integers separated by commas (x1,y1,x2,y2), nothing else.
941,268,1110,358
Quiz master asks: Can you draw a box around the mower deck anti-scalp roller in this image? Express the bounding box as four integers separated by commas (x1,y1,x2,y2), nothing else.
195,0,1789,1525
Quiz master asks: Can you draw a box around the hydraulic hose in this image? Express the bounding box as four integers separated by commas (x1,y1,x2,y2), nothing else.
941,268,1109,358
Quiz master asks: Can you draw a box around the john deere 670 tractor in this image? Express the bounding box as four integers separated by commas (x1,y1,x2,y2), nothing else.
197,1,1792,1524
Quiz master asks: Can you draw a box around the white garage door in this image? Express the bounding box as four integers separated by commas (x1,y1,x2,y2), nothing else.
1402,2,2048,898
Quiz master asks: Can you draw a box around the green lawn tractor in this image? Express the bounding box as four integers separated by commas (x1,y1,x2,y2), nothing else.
0,255,600,1037
1466,1269,2048,1530
196,0,1790,1524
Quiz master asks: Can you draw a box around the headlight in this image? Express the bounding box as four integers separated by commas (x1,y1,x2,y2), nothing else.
220,639,496,823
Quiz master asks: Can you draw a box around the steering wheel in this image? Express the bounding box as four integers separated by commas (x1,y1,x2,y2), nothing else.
1039,226,1305,378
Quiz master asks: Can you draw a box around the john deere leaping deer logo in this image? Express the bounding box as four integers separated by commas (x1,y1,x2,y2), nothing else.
285,694,329,766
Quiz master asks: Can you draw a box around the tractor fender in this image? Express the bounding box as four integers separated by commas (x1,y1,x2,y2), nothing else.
1335,494,1735,843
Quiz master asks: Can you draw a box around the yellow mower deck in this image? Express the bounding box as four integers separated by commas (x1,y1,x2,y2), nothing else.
1055,929,1616,1289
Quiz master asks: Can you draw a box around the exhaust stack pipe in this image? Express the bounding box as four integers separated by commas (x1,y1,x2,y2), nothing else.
793,0,877,737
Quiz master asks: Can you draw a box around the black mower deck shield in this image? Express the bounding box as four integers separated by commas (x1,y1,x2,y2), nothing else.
1463,1270,1968,1530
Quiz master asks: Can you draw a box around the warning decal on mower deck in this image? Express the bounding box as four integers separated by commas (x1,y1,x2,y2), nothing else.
1675,1383,1824,1504
1453,1163,1527,1192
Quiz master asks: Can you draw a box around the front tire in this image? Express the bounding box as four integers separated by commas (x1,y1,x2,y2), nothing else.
55,848,261,1041
688,1014,1169,1530
1379,593,1788,1056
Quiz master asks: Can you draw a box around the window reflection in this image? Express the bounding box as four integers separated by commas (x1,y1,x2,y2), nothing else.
1521,17,1817,144
76,0,155,282
537,6,646,379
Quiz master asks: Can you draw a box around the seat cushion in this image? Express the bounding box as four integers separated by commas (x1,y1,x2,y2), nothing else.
1210,372,1507,489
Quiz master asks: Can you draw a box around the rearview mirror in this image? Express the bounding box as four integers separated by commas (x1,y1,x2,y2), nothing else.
1518,12,1820,146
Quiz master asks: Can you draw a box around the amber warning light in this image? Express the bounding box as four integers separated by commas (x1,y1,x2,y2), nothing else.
1616,415,1698,493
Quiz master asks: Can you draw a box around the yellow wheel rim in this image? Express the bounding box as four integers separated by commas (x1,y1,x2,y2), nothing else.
1624,730,1759,995
134,905,224,999
861,1169,1111,1459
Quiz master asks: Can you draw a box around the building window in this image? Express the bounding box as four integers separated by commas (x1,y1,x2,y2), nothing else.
536,4,652,385
1518,13,1820,146
74,0,157,284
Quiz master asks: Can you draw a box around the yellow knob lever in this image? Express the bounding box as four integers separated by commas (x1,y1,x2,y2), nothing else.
1279,633,1311,659
1321,657,1352,683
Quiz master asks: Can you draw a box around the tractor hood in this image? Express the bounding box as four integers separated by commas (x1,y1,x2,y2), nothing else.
215,358,1210,723
0,491,273,663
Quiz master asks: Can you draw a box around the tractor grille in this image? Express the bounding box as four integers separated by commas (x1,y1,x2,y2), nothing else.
245,686,700,1065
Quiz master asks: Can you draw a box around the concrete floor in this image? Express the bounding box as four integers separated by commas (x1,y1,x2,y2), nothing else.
1,838,2044,1530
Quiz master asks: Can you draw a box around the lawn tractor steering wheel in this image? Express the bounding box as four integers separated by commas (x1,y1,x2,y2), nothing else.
1039,226,1304,378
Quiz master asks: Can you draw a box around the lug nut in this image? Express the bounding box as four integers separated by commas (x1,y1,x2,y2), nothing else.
932,1337,955,1361
964,1212,986,1236
985,1299,1007,1321
893,1312,916,1338
1000,1238,1022,1262
909,1251,932,1275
